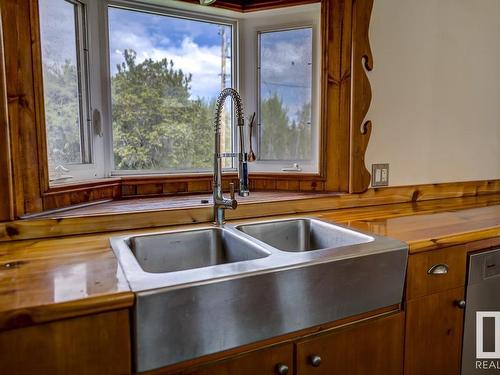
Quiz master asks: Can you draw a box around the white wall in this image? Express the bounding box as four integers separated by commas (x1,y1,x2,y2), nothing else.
365,0,500,186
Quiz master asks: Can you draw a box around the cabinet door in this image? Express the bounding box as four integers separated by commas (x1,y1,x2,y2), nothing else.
404,287,465,375
0,310,131,375
296,312,404,375
171,343,293,375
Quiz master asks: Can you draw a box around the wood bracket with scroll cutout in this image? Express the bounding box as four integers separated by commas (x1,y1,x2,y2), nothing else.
350,0,374,193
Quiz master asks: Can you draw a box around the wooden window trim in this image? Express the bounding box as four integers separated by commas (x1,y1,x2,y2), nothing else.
0,0,374,217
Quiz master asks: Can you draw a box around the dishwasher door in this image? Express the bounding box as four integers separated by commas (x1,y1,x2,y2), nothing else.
462,248,500,375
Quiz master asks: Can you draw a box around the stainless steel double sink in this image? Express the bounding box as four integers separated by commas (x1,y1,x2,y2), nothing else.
111,218,408,373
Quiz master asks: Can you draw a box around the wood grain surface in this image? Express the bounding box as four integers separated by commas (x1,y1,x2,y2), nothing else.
0,194,498,331
1,180,498,241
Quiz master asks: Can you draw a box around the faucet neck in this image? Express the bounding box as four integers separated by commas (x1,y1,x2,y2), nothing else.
213,88,248,225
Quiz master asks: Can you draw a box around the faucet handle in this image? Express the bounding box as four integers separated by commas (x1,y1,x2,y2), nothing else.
229,182,235,200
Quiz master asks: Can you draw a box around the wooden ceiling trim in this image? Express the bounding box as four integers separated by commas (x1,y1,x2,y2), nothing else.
181,0,321,12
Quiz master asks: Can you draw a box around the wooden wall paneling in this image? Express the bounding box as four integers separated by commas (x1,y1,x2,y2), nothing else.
0,6,13,221
349,0,373,193
42,185,121,211
323,0,352,192
1,0,43,216
29,0,50,195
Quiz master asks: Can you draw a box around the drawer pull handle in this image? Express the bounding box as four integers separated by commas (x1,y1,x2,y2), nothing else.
275,363,289,375
427,264,449,275
309,355,322,367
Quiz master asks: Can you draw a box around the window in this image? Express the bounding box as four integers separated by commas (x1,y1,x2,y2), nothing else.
38,1,320,184
107,6,234,173
39,0,91,181
241,5,321,173
258,27,313,162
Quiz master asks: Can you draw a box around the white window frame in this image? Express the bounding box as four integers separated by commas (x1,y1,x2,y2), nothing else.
43,1,321,184
41,0,105,183
102,0,239,176
240,4,321,174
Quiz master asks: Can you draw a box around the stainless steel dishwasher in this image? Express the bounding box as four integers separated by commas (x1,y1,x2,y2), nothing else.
462,248,500,375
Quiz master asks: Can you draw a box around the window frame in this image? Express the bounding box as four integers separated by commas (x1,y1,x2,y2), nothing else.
3,0,376,218
39,0,98,182
100,0,240,176
44,0,323,183
256,24,318,171
239,4,322,174
34,0,351,196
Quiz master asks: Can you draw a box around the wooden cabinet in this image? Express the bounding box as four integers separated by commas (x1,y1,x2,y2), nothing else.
404,244,469,375
0,310,131,375
406,245,467,300
157,311,404,375
404,287,465,375
296,312,404,375
167,343,293,375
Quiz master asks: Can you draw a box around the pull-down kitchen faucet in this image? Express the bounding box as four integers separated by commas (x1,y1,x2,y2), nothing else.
213,88,249,225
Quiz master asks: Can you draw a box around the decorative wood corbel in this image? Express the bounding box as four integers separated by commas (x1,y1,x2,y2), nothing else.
349,0,374,193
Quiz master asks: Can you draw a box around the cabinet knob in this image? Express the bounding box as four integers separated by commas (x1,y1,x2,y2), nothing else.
456,300,466,309
275,363,289,375
309,355,322,367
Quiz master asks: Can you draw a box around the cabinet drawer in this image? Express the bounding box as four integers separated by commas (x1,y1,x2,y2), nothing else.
168,343,293,375
295,312,404,375
406,245,467,300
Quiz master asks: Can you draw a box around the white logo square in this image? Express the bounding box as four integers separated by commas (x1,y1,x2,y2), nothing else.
476,311,500,359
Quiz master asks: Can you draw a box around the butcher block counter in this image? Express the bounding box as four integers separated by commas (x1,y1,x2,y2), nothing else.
0,193,499,331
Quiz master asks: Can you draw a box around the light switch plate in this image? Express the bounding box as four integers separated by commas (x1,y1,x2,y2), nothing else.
372,163,389,187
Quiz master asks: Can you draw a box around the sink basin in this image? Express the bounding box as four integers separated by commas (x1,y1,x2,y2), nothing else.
236,218,373,252
130,228,269,273
111,219,407,373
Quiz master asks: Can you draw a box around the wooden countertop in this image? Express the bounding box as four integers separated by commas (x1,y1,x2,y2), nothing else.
0,194,499,331
318,198,500,254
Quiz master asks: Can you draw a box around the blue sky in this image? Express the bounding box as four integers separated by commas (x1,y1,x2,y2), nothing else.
108,7,312,121
40,0,312,123
108,7,232,100
260,28,312,121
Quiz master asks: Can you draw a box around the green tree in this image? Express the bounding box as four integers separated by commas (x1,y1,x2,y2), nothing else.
43,60,82,169
260,93,311,160
112,49,214,170
260,93,290,159
295,102,312,160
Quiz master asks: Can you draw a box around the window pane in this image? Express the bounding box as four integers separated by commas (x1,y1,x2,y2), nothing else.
39,0,85,169
108,7,233,171
259,28,312,161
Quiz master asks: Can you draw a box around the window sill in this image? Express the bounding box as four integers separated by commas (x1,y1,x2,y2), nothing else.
44,177,122,196
4,180,499,241
38,190,338,218
39,172,329,214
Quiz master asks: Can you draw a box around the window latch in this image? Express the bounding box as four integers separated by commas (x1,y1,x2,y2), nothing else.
92,109,103,137
49,165,73,183
281,163,302,172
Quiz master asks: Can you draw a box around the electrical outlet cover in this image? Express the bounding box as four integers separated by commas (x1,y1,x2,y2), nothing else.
372,164,389,187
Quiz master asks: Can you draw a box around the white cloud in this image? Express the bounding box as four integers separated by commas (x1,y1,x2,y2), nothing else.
110,30,224,100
